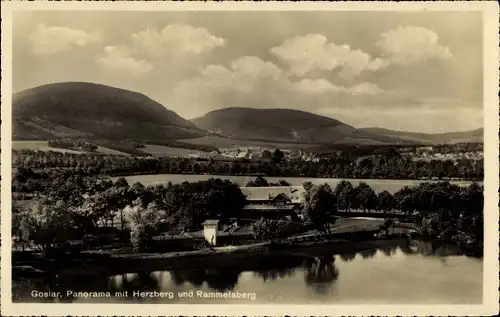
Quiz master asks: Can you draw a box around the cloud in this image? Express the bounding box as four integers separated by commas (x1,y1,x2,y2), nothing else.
131,24,226,58
171,56,390,118
270,34,388,79
94,24,225,77
30,23,101,55
291,79,385,95
376,26,453,65
96,46,153,76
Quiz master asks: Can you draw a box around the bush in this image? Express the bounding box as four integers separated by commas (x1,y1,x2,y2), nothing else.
252,217,306,240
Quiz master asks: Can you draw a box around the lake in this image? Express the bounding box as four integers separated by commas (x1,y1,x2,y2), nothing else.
13,240,483,304
113,174,479,194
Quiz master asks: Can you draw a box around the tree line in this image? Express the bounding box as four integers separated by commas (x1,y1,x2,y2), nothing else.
301,180,483,246
12,167,484,255
46,139,219,156
48,139,98,152
13,171,246,253
13,148,483,181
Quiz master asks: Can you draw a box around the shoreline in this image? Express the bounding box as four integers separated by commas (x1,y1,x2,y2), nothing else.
12,236,482,279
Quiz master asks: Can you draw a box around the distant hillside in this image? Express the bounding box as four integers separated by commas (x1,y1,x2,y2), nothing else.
13,82,205,141
359,127,484,144
191,107,406,145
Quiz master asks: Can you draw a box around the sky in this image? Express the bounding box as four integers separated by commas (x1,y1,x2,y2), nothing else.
12,10,484,133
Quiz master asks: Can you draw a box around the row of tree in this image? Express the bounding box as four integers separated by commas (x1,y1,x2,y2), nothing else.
301,180,483,244
45,139,219,157
13,171,247,252
245,176,291,187
13,166,484,254
48,139,98,152
13,148,483,180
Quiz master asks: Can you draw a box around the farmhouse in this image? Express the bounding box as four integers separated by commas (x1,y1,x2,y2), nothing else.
239,186,305,221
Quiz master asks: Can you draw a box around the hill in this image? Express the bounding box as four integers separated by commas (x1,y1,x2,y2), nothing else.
359,127,483,144
12,82,205,141
191,107,406,145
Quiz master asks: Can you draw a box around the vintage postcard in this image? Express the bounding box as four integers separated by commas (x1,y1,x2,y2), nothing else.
1,1,499,316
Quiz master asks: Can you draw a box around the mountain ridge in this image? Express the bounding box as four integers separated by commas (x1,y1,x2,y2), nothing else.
358,127,483,144
12,82,483,146
13,82,204,141
191,107,409,145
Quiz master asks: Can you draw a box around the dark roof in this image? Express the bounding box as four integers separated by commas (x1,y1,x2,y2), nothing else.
271,193,292,202
240,186,305,204
242,204,296,211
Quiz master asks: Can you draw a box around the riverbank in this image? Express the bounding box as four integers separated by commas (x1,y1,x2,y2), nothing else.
13,231,481,281
11,238,389,278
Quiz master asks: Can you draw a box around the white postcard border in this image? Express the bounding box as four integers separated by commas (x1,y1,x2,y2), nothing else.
1,1,498,316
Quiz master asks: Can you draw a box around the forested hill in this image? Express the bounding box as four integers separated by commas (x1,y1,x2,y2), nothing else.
13,82,205,141
191,107,406,145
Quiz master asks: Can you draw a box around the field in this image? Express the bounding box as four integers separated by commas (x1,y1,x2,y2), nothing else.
12,141,130,156
116,173,479,194
180,135,320,150
94,146,131,156
139,144,210,158
12,141,87,155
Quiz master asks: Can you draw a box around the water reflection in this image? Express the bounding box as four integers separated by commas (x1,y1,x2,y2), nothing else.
252,254,304,282
304,255,339,294
107,271,161,300
13,239,482,303
359,248,377,259
253,268,296,282
170,269,241,291
378,244,398,257
339,252,357,262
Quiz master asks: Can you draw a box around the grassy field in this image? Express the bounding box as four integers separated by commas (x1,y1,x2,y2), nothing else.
139,144,211,158
180,135,320,150
12,141,87,155
12,141,130,156
94,146,131,156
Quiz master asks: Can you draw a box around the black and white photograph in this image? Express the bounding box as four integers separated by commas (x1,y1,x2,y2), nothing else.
1,1,498,316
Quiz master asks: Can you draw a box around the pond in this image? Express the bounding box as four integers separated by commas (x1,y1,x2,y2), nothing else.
112,174,479,194
13,239,483,304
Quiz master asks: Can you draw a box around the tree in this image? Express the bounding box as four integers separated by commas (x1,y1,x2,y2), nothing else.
353,182,378,213
261,150,272,160
114,177,129,188
377,190,396,214
12,201,30,251
334,181,354,214
251,217,277,241
74,192,112,231
394,186,417,215
272,149,285,164
463,182,483,216
124,199,166,251
19,199,74,255
251,218,305,241
303,183,336,235
246,176,270,187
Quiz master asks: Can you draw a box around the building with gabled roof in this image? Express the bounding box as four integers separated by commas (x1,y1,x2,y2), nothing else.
240,186,306,205
239,186,305,221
